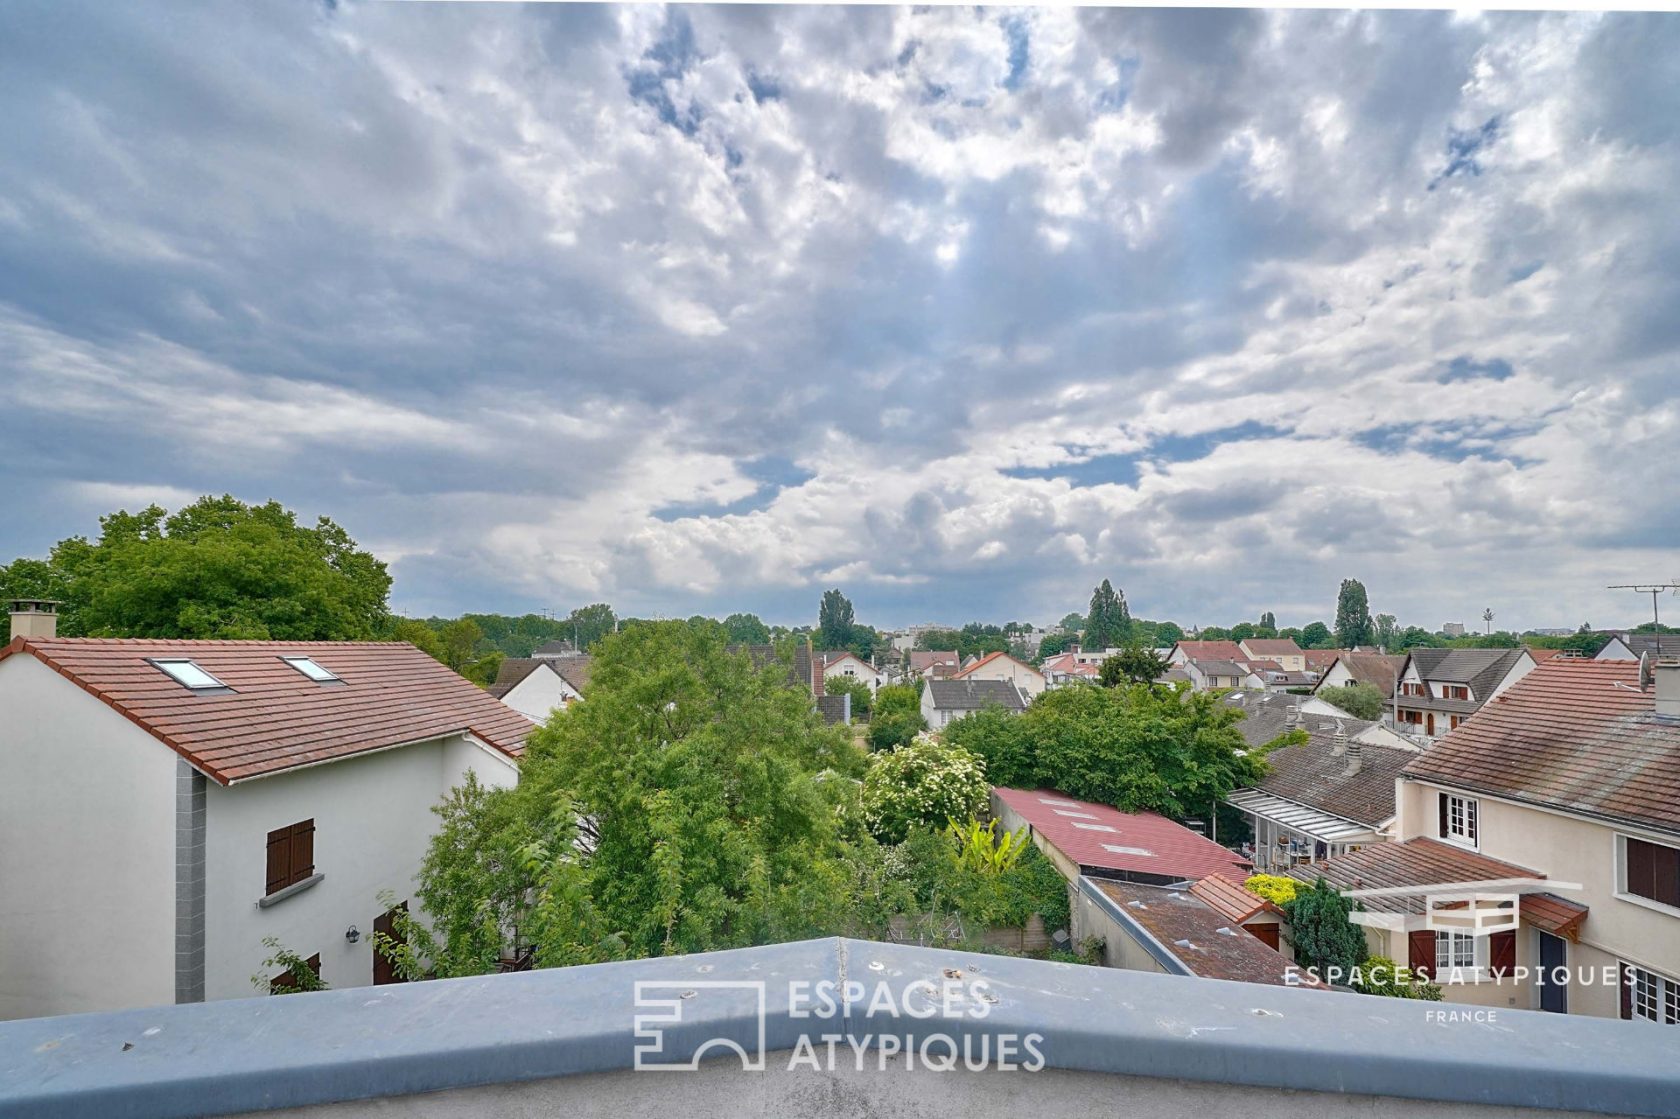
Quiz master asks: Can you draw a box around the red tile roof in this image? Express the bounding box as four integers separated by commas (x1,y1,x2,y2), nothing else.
1188,870,1282,924
1285,837,1538,914
994,787,1250,881
1521,892,1589,941
0,637,535,785
1090,880,1314,987
1240,638,1304,657
1173,640,1243,662
953,651,1042,680
1403,660,1680,837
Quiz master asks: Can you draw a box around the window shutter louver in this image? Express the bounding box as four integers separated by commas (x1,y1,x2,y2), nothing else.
293,820,315,880
1489,930,1516,978
1409,930,1436,980
1438,793,1449,839
266,829,291,895
1621,963,1633,1021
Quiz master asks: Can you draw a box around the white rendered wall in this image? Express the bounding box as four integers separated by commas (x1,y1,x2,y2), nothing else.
202,734,518,1001
0,655,179,1020
500,667,578,723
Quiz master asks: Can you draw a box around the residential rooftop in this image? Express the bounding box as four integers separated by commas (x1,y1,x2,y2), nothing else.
994,787,1250,882
1403,658,1680,837
0,636,534,784
1084,878,1305,987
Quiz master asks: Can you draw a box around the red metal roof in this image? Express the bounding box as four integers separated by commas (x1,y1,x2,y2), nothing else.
994,787,1251,881
0,637,535,785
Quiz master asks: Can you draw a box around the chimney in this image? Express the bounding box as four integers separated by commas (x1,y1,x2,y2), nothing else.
1342,734,1363,777
1330,722,1348,755
8,599,59,640
1655,663,1680,720
1285,704,1300,727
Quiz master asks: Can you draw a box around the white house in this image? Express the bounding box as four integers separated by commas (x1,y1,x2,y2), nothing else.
952,650,1046,698
489,656,591,722
1391,647,1534,744
818,651,886,692
921,678,1026,730
0,609,532,1022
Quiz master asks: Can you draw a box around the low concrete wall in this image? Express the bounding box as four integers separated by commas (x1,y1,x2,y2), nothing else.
2,937,1676,1119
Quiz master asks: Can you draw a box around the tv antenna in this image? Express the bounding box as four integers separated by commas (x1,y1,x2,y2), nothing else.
1607,582,1680,630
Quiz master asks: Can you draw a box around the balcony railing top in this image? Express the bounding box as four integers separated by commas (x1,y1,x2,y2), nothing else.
1,936,1676,1119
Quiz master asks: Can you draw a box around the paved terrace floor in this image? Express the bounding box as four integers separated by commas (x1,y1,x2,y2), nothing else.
1,937,1675,1119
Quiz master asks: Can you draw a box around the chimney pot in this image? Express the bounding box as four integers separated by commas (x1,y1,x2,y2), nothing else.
8,599,59,640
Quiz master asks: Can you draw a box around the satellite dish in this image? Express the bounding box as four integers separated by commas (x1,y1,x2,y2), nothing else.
1639,650,1655,692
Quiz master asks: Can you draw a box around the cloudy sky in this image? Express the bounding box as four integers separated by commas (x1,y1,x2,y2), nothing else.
2,4,1677,630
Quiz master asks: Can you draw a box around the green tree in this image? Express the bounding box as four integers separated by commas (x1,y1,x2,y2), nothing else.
859,739,990,844
1084,579,1131,650
565,603,618,651
1300,621,1333,649
1057,612,1086,633
950,683,1266,819
1333,579,1374,648
818,588,856,650
1317,682,1385,720
1036,632,1076,661
1259,611,1276,632
1285,878,1368,981
6,495,391,640
1099,644,1170,687
1153,621,1185,646
827,674,873,720
722,612,772,645
1373,613,1398,651
868,684,925,751
391,617,447,661
398,621,870,972
439,618,486,671
1229,622,1257,641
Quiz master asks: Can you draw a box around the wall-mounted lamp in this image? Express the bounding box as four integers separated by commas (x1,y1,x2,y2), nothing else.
345,925,361,944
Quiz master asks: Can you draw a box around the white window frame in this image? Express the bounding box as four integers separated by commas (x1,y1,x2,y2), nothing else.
1626,963,1680,1026
1435,930,1485,979
1443,793,1479,850
1613,833,1680,919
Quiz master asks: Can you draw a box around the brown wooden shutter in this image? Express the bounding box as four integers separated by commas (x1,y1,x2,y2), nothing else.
293,820,315,880
1409,930,1436,980
1488,930,1516,978
1438,794,1449,839
1621,962,1633,1020
1652,841,1680,908
266,827,291,894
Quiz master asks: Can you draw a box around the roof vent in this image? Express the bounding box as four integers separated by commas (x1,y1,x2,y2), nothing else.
1331,722,1348,755
7,599,58,639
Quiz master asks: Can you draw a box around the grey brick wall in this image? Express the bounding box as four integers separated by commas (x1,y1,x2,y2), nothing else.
174,759,206,1004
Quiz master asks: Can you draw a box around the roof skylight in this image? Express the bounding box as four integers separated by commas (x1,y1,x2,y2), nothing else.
1071,822,1118,833
152,659,229,692
281,656,342,683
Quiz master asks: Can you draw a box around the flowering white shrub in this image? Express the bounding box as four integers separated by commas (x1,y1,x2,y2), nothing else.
860,739,990,844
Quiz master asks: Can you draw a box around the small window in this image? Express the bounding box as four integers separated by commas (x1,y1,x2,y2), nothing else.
1625,964,1680,1025
1624,836,1680,909
1438,793,1478,846
281,656,341,684
151,659,230,692
266,819,316,896
1436,931,1477,971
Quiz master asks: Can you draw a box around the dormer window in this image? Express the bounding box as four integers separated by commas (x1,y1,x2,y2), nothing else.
281,656,342,684
151,659,231,693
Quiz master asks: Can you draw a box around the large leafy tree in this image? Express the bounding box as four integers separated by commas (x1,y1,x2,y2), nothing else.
859,739,989,844
868,684,925,751
1084,579,1131,649
398,621,871,972
1098,644,1170,686
1300,621,1333,649
946,682,1267,820
818,588,855,650
2,495,390,640
722,612,772,645
1317,682,1386,720
564,603,618,651
1333,579,1374,648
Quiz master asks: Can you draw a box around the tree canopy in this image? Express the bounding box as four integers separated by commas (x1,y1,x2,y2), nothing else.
1333,579,1374,648
818,588,856,650
1,495,390,641
1083,579,1131,649
942,682,1267,820
1299,621,1333,648
722,612,772,645
1317,682,1386,720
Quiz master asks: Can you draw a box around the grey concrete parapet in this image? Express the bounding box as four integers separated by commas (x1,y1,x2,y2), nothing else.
0,937,1675,1119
